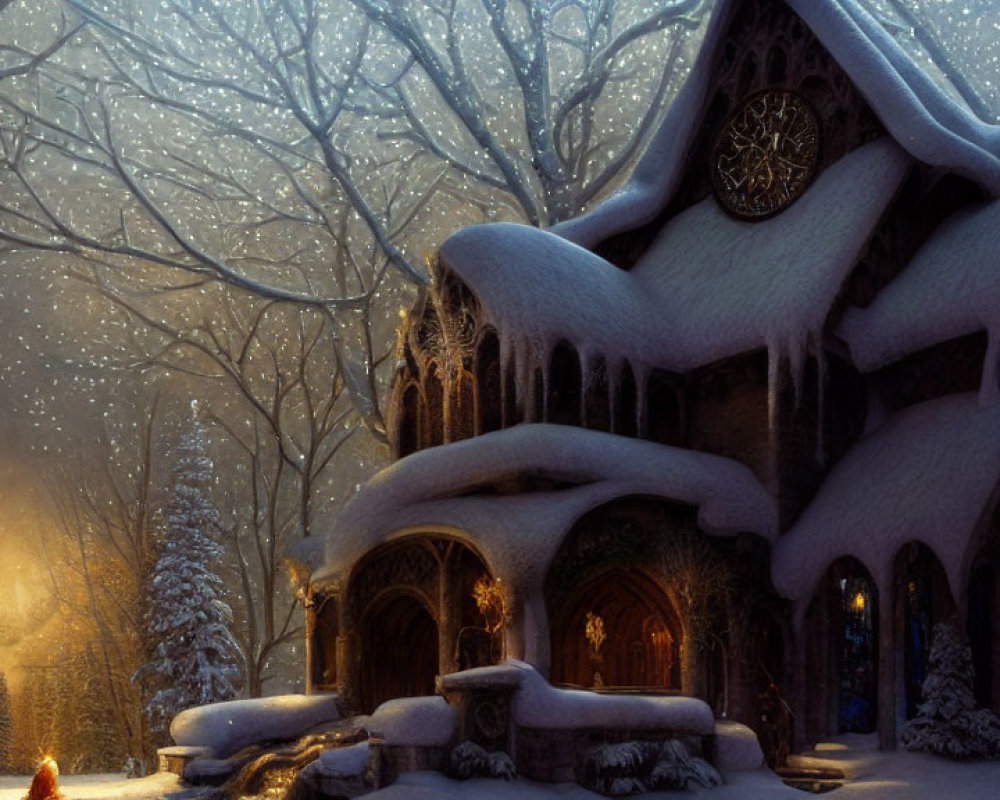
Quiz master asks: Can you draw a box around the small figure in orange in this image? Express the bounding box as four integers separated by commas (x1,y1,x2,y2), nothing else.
24,755,64,800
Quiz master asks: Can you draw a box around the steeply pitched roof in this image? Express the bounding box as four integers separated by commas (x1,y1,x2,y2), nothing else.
554,0,1000,250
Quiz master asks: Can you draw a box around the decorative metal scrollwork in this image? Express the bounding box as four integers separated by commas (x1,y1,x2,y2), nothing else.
711,90,820,220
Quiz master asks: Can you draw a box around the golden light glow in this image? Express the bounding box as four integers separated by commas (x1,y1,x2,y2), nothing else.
472,576,508,634
853,592,866,612
584,611,606,656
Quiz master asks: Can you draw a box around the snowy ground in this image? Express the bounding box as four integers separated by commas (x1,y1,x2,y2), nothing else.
0,771,182,800
364,733,1000,800
2,734,999,798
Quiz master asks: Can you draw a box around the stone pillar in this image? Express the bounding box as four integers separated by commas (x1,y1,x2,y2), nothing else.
791,608,809,753
877,574,897,751
438,552,461,677
337,633,360,716
522,585,550,678
304,596,317,694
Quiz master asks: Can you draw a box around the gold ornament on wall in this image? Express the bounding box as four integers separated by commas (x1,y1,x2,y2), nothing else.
711,89,820,220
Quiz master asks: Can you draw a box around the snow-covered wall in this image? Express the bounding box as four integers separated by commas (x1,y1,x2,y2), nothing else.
772,393,1000,607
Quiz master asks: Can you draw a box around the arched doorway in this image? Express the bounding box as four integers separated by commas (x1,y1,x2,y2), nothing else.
342,535,499,714
550,568,681,690
804,557,878,740
358,591,438,713
894,541,955,719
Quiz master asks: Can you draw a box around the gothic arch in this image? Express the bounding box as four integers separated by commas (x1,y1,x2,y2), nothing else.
893,540,956,719
803,556,879,740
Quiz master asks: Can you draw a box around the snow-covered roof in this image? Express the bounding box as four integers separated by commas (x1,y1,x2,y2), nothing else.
508,660,715,735
553,0,1000,250
320,423,778,591
837,198,1000,405
771,393,1000,606
441,138,907,378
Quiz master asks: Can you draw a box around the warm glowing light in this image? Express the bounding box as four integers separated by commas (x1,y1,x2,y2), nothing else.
472,576,508,634
853,592,866,612
584,611,606,656
26,754,60,800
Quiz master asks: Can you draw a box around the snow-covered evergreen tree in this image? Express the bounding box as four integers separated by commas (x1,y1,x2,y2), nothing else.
901,622,1000,759
0,668,12,773
136,409,242,732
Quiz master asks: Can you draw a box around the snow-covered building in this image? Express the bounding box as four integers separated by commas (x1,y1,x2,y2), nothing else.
306,0,1000,764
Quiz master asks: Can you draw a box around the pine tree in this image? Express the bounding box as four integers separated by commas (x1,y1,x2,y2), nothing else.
136,410,242,733
0,668,13,773
901,622,1000,759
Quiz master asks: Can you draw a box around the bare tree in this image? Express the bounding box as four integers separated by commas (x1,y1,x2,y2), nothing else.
0,1,83,81
344,0,707,224
68,270,369,694
0,0,708,432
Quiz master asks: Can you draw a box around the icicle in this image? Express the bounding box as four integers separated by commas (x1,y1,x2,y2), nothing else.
516,337,531,421
980,326,1000,408
814,334,828,467
788,333,807,411
579,344,592,427
541,346,551,423
500,333,512,428
766,340,781,496
609,357,621,435
636,364,650,438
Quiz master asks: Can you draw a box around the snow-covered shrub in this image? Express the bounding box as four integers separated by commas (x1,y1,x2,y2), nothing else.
584,738,719,796
902,622,1000,759
488,750,517,780
447,741,516,780
648,739,721,790
583,741,658,796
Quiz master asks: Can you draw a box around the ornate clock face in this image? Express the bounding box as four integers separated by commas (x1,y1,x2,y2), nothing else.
711,89,820,220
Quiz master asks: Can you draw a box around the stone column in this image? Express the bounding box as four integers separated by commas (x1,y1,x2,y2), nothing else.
791,607,809,753
337,632,360,716
877,572,897,751
438,551,461,677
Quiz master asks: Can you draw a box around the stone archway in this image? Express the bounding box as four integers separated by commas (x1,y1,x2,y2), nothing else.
339,535,499,714
549,567,682,690
358,590,438,714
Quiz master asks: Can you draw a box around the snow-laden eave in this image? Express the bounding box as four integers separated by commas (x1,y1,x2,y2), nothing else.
837,197,1000,407
553,0,1000,252
771,393,1000,610
439,138,908,400
320,424,777,591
